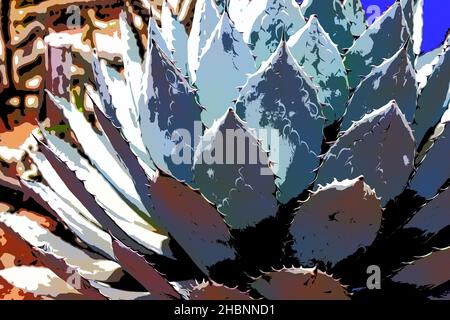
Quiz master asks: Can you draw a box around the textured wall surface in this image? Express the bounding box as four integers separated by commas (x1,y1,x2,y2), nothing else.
0,0,196,131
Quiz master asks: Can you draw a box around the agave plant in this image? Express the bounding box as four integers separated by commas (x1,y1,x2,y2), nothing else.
1,0,450,300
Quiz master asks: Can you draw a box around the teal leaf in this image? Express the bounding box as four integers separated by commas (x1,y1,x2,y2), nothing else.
287,16,349,120
301,0,354,52
342,0,366,37
236,41,326,204
344,1,408,89
412,45,450,146
195,12,256,127
342,45,417,131
244,0,306,67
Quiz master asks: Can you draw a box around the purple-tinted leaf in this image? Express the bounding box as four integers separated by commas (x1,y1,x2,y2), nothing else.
392,247,450,289
291,177,382,266
189,281,251,300
112,238,181,300
150,172,236,275
250,267,350,300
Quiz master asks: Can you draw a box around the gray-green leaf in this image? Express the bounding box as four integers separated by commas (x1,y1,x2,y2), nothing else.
342,0,367,37
316,101,415,206
344,1,408,89
236,41,326,204
287,16,349,120
193,109,278,230
342,45,417,131
301,0,354,52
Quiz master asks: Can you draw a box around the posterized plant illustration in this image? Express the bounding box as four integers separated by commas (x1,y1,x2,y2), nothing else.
0,0,449,301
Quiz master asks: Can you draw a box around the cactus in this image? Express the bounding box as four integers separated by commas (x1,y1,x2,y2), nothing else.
0,0,450,300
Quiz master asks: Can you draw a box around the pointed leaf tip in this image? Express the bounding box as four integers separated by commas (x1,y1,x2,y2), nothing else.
317,101,415,206
235,39,325,203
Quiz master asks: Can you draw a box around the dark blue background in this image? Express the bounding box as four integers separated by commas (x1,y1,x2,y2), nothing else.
298,0,450,53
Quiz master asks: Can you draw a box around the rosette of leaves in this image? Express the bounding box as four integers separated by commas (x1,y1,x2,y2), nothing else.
0,0,449,300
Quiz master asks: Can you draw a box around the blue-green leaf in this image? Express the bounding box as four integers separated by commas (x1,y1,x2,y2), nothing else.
301,0,354,51
195,12,256,127
244,0,306,67
287,16,349,120
342,45,417,131
236,41,326,204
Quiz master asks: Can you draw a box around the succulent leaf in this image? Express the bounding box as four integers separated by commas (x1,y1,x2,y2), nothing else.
342,44,417,131
400,0,414,39
412,0,424,55
91,102,156,214
401,0,424,55
0,212,122,283
91,54,120,128
26,146,101,229
413,44,450,146
119,10,144,104
111,238,181,300
19,179,115,259
227,0,251,33
415,38,447,90
344,1,408,89
0,266,82,299
409,121,450,199
342,0,367,37
89,59,155,176
287,16,349,120
392,247,450,289
195,11,256,127
244,0,306,67
316,101,415,206
46,92,149,215
40,129,171,257
189,281,251,300
236,41,326,203
290,177,382,266
140,42,202,184
149,172,236,275
193,109,278,229
37,139,163,259
187,0,220,81
301,0,354,52
405,186,450,235
88,280,153,300
161,0,189,76
250,267,350,300
31,251,107,300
